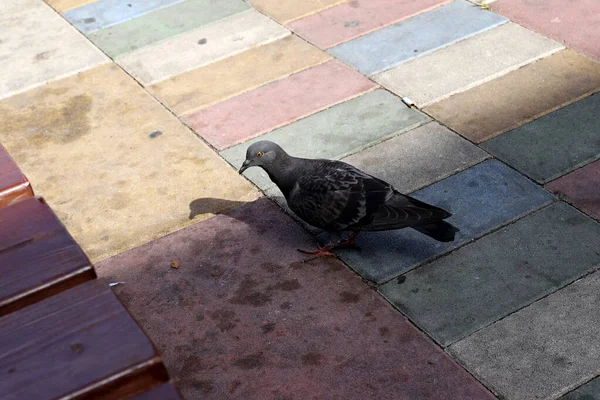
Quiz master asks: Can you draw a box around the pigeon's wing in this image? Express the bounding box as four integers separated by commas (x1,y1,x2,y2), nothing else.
287,162,393,231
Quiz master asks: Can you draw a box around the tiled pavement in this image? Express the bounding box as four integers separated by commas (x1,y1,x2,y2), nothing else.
1,0,599,398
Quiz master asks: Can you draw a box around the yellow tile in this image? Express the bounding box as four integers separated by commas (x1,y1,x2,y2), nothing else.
149,35,331,116
250,0,348,24
0,63,260,261
46,0,98,13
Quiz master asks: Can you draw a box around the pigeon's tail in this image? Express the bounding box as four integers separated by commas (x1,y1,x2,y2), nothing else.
412,220,460,242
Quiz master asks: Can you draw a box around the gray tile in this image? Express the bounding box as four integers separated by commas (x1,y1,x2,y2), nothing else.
379,202,600,346
482,93,600,183
331,159,555,283
342,121,489,193
221,89,430,190
450,269,600,400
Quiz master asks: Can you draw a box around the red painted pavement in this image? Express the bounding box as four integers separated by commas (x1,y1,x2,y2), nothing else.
184,60,377,150
547,160,600,220
493,0,600,62
97,199,495,400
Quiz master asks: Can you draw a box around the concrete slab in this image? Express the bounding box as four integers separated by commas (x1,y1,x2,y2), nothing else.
185,60,378,150
96,198,495,400
88,0,250,58
116,10,290,85
149,36,330,116
220,89,430,191
327,0,508,76
481,93,600,184
562,377,600,400
547,160,600,221
250,0,347,24
424,49,600,143
494,0,600,62
334,159,555,284
342,122,489,193
380,202,600,346
288,0,451,50
63,0,184,34
0,64,259,262
449,269,600,400
46,0,97,13
0,0,108,101
374,23,563,107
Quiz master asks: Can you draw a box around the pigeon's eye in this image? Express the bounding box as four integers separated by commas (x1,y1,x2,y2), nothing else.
256,151,264,158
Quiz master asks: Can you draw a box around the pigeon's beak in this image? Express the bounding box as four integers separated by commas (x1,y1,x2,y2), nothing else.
239,159,251,174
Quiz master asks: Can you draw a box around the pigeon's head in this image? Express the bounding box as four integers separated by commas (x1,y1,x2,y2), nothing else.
239,141,287,174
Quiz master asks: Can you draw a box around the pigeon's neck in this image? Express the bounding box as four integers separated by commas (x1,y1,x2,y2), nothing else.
264,155,300,197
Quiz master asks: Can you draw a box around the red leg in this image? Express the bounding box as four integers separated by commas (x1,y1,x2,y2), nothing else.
296,231,361,259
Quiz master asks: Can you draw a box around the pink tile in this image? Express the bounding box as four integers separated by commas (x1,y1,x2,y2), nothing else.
184,60,377,150
288,0,451,49
546,160,600,220
493,0,600,62
97,199,495,400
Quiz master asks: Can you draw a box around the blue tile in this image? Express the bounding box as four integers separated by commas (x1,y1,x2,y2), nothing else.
64,0,185,34
333,159,555,283
327,0,508,76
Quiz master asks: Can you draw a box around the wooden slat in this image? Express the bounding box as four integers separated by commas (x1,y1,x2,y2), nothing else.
0,197,95,316
0,144,34,208
0,280,169,400
130,383,183,399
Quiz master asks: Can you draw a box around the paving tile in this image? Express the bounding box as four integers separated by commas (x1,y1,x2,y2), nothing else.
149,36,331,116
493,0,600,62
45,0,97,13
116,10,289,86
220,89,430,190
249,0,347,24
547,160,600,221
88,0,250,58
0,197,95,317
0,280,168,400
333,159,555,284
374,22,563,107
425,49,600,143
0,64,259,262
0,144,34,208
327,0,508,76
288,0,451,50
132,383,182,400
0,0,108,101
64,0,184,34
482,93,600,184
342,122,489,193
450,269,600,400
561,377,600,400
96,198,495,400
380,202,600,346
185,60,378,150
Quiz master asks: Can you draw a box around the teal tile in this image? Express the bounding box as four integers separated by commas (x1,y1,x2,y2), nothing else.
221,89,430,190
328,0,507,75
64,0,185,34
561,377,600,400
379,202,600,346
89,0,250,57
482,93,600,184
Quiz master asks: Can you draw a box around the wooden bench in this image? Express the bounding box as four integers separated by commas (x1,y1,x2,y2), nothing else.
0,145,182,399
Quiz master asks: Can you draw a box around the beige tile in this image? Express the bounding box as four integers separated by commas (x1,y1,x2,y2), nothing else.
424,50,600,143
150,35,331,115
45,0,98,13
0,0,108,100
250,0,348,24
0,64,260,261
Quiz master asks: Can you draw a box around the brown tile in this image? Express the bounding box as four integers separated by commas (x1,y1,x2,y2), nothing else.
0,144,33,208
0,280,168,400
424,49,600,143
546,160,600,220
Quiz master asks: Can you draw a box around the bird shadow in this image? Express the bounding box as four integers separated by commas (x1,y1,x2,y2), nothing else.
188,197,248,220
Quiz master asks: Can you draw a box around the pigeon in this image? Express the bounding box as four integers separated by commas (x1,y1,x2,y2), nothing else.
239,140,459,257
